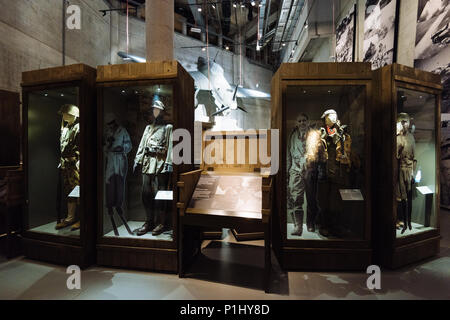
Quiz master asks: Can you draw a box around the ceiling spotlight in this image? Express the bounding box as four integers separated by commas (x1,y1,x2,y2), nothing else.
157,85,161,92
121,90,126,94
198,7,202,12
305,24,309,29
44,93,48,97
291,49,295,53
60,93,64,97
241,4,245,8
256,83,259,88
225,46,230,50
251,1,256,6
282,43,286,47
202,47,206,51
212,4,215,9
328,90,332,94
233,3,237,8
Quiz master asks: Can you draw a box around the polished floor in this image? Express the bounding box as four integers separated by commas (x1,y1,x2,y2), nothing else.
0,210,449,300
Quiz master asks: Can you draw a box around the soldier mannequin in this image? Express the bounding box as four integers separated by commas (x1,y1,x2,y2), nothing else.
287,114,321,236
317,109,352,237
104,113,133,236
55,104,80,230
133,96,173,236
396,113,417,234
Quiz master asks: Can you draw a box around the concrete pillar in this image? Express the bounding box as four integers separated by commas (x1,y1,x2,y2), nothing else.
145,0,174,61
397,0,418,67
356,0,365,62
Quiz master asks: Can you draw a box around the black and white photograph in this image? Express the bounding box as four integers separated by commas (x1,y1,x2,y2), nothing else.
336,6,356,62
441,115,450,209
363,0,398,69
414,0,450,113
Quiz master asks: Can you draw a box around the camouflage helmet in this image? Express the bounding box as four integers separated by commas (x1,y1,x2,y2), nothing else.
58,104,79,118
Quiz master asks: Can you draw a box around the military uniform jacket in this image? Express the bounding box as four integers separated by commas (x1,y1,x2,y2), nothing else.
59,122,80,170
105,125,132,181
135,122,173,175
287,128,307,174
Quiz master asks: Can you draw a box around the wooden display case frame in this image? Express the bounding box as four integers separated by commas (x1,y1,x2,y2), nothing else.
96,61,194,273
21,64,97,268
271,62,373,271
373,64,442,269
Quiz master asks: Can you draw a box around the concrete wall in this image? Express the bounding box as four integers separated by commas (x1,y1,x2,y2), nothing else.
0,0,273,129
0,0,111,92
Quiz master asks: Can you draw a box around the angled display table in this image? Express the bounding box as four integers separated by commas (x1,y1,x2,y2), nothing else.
177,130,274,292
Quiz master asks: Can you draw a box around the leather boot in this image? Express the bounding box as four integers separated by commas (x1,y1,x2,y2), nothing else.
71,221,80,231
400,201,408,235
291,211,303,236
134,222,153,236
152,224,165,236
55,202,77,229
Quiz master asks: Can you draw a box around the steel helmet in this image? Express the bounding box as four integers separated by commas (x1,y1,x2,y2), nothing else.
397,113,411,122
152,95,166,111
321,109,337,119
58,104,79,118
105,112,117,124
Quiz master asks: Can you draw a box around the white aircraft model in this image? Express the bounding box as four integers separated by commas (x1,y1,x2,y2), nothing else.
117,52,270,117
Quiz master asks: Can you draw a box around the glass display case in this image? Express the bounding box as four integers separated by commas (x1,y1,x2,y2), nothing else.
271,62,373,270
373,64,442,268
96,61,194,272
21,64,97,267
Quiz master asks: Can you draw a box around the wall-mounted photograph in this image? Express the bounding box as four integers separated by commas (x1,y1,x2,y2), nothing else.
363,0,398,69
336,5,356,63
414,0,450,114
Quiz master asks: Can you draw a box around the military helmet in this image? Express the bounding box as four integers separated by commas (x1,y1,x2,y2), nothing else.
105,112,117,124
152,95,166,111
321,109,337,119
397,113,411,122
58,104,79,118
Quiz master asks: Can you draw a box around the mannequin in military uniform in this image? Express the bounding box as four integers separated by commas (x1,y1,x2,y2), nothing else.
104,113,133,236
287,114,322,236
133,96,173,236
317,109,352,237
55,104,80,230
396,113,417,234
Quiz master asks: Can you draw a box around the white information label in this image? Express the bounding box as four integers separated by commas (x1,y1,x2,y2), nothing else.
339,189,364,201
416,186,434,195
68,186,80,198
155,190,173,200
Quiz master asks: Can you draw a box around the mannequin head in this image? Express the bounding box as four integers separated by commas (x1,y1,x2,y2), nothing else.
397,113,411,135
295,113,309,133
321,109,338,127
151,98,166,121
59,104,79,125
